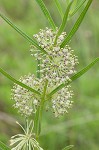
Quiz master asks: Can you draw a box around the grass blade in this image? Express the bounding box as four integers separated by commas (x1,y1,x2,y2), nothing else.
48,57,99,97
62,145,74,150
54,1,73,45
35,0,56,30
60,0,93,48
0,141,11,150
0,67,41,96
54,0,64,19
0,13,48,55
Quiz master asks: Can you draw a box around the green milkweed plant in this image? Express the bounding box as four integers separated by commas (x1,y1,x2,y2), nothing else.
0,0,99,149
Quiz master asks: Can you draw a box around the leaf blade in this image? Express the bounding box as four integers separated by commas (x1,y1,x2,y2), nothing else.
54,0,64,19
0,68,41,96
69,0,86,18
48,57,99,97
0,13,48,55
35,0,56,30
54,1,73,44
60,0,93,48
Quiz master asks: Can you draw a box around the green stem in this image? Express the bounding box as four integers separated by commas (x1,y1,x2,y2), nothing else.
39,81,48,124
34,80,48,139
37,59,40,79
40,79,48,126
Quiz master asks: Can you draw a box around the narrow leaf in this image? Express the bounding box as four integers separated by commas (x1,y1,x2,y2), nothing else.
60,0,93,48
54,0,64,19
54,1,73,44
69,0,86,18
70,0,77,13
35,0,56,30
48,57,99,97
0,13,48,55
0,67,41,96
62,145,74,150
0,141,11,150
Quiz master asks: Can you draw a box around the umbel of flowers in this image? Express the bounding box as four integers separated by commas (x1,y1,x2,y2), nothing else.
30,28,79,84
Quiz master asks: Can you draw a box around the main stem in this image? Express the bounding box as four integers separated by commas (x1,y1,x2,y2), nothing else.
35,79,48,139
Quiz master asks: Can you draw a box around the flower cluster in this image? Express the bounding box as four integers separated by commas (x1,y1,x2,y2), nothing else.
52,85,73,117
30,28,79,84
12,74,43,116
10,120,43,150
12,74,73,117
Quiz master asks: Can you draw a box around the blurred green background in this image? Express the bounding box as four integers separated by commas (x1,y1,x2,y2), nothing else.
0,0,99,150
